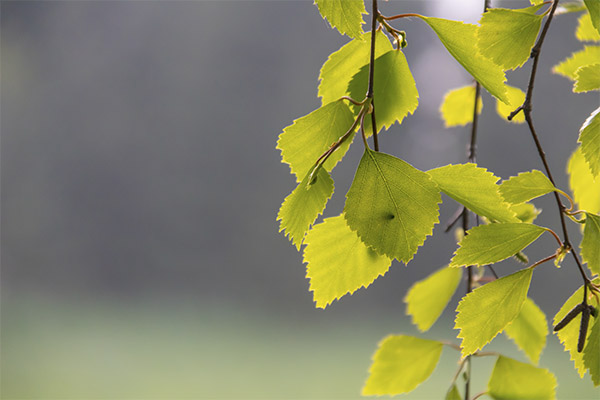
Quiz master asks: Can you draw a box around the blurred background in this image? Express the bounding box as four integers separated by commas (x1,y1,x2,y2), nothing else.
2,0,599,398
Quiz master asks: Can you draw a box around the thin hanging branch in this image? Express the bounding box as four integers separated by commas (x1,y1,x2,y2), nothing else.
367,0,380,151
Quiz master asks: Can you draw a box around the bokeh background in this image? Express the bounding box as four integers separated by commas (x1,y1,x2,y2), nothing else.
2,0,599,398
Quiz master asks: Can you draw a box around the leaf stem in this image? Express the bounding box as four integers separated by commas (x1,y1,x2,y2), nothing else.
368,0,379,151
471,391,489,400
527,253,557,270
381,13,422,21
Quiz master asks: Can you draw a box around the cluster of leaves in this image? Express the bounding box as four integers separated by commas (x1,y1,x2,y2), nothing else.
277,0,600,398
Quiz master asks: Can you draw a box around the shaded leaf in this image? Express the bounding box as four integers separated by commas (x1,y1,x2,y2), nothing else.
511,202,541,224
499,170,556,204
445,385,461,400
581,212,600,275
585,0,600,34
495,85,526,123
344,149,441,262
450,223,546,268
577,12,600,41
303,215,392,308
568,146,600,214
439,85,482,127
553,45,600,80
404,266,462,331
362,335,443,396
504,297,548,364
277,101,355,182
428,163,519,223
575,63,600,92
314,0,366,39
579,107,600,177
455,269,533,357
583,316,600,386
488,356,557,399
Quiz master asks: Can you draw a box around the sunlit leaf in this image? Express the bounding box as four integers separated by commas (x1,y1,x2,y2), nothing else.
581,212,600,275
404,266,462,331
314,0,366,39
568,146,600,214
575,63,600,92
477,7,544,70
495,85,526,123
303,215,392,308
277,167,334,249
417,16,509,103
344,149,441,262
583,316,600,386
277,101,355,182
455,269,533,357
585,0,600,34
577,12,600,41
499,170,556,204
348,49,419,132
450,223,546,268
439,85,482,127
318,31,393,105
428,163,519,223
504,297,548,364
529,0,545,4
362,335,443,395
488,356,557,399
511,202,541,224
553,45,600,80
579,107,600,178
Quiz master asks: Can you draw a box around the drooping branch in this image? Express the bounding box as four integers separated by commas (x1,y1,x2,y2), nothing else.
367,0,380,151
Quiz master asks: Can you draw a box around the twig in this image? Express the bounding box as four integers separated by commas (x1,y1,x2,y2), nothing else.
367,0,379,151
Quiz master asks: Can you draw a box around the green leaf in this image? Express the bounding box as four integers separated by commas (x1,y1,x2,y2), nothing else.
477,7,544,70
488,356,557,400
450,223,546,268
344,149,441,262
439,85,482,127
553,280,598,377
529,0,545,4
503,297,548,364
585,0,600,34
579,107,600,178
362,335,443,396
404,266,462,332
499,170,556,204
511,202,541,224
428,163,519,223
318,31,393,105
575,63,600,92
445,385,461,400
581,212,600,275
417,16,509,103
314,0,366,39
277,167,334,249
455,269,533,357
553,45,600,80
568,146,600,214
303,215,392,308
277,101,355,182
347,49,419,132
583,316,600,386
577,12,600,41
495,85,526,123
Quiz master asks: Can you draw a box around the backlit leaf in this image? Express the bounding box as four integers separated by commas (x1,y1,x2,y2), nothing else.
575,63,600,92
314,0,366,39
495,85,526,123
362,335,443,396
577,12,600,41
477,7,544,70
581,212,600,275
318,31,393,105
439,85,482,127
530,0,544,4
504,297,548,364
428,163,519,223
511,202,541,224
488,356,557,399
277,167,334,249
404,266,462,331
277,101,355,182
579,107,600,177
450,223,546,268
344,149,441,262
455,269,533,357
585,0,600,33
553,45,600,80
568,146,600,214
348,49,419,132
499,170,556,204
303,215,392,308
417,16,509,103
583,316,600,386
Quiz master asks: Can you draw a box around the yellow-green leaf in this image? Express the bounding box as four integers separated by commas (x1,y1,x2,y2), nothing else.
575,63,600,92
477,7,544,70
428,163,519,223
583,316,600,386
362,335,443,396
446,385,461,400
511,202,541,223
439,85,482,127
503,297,548,364
579,107,600,178
585,0,600,34
450,223,546,267
303,215,392,308
553,45,600,80
577,12,600,41
495,85,526,123
530,0,545,4
404,266,462,331
455,269,533,357
568,146,600,214
314,0,366,39
499,170,556,204
488,356,557,399
318,31,393,105
277,101,355,182
344,149,441,262
581,212,600,275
